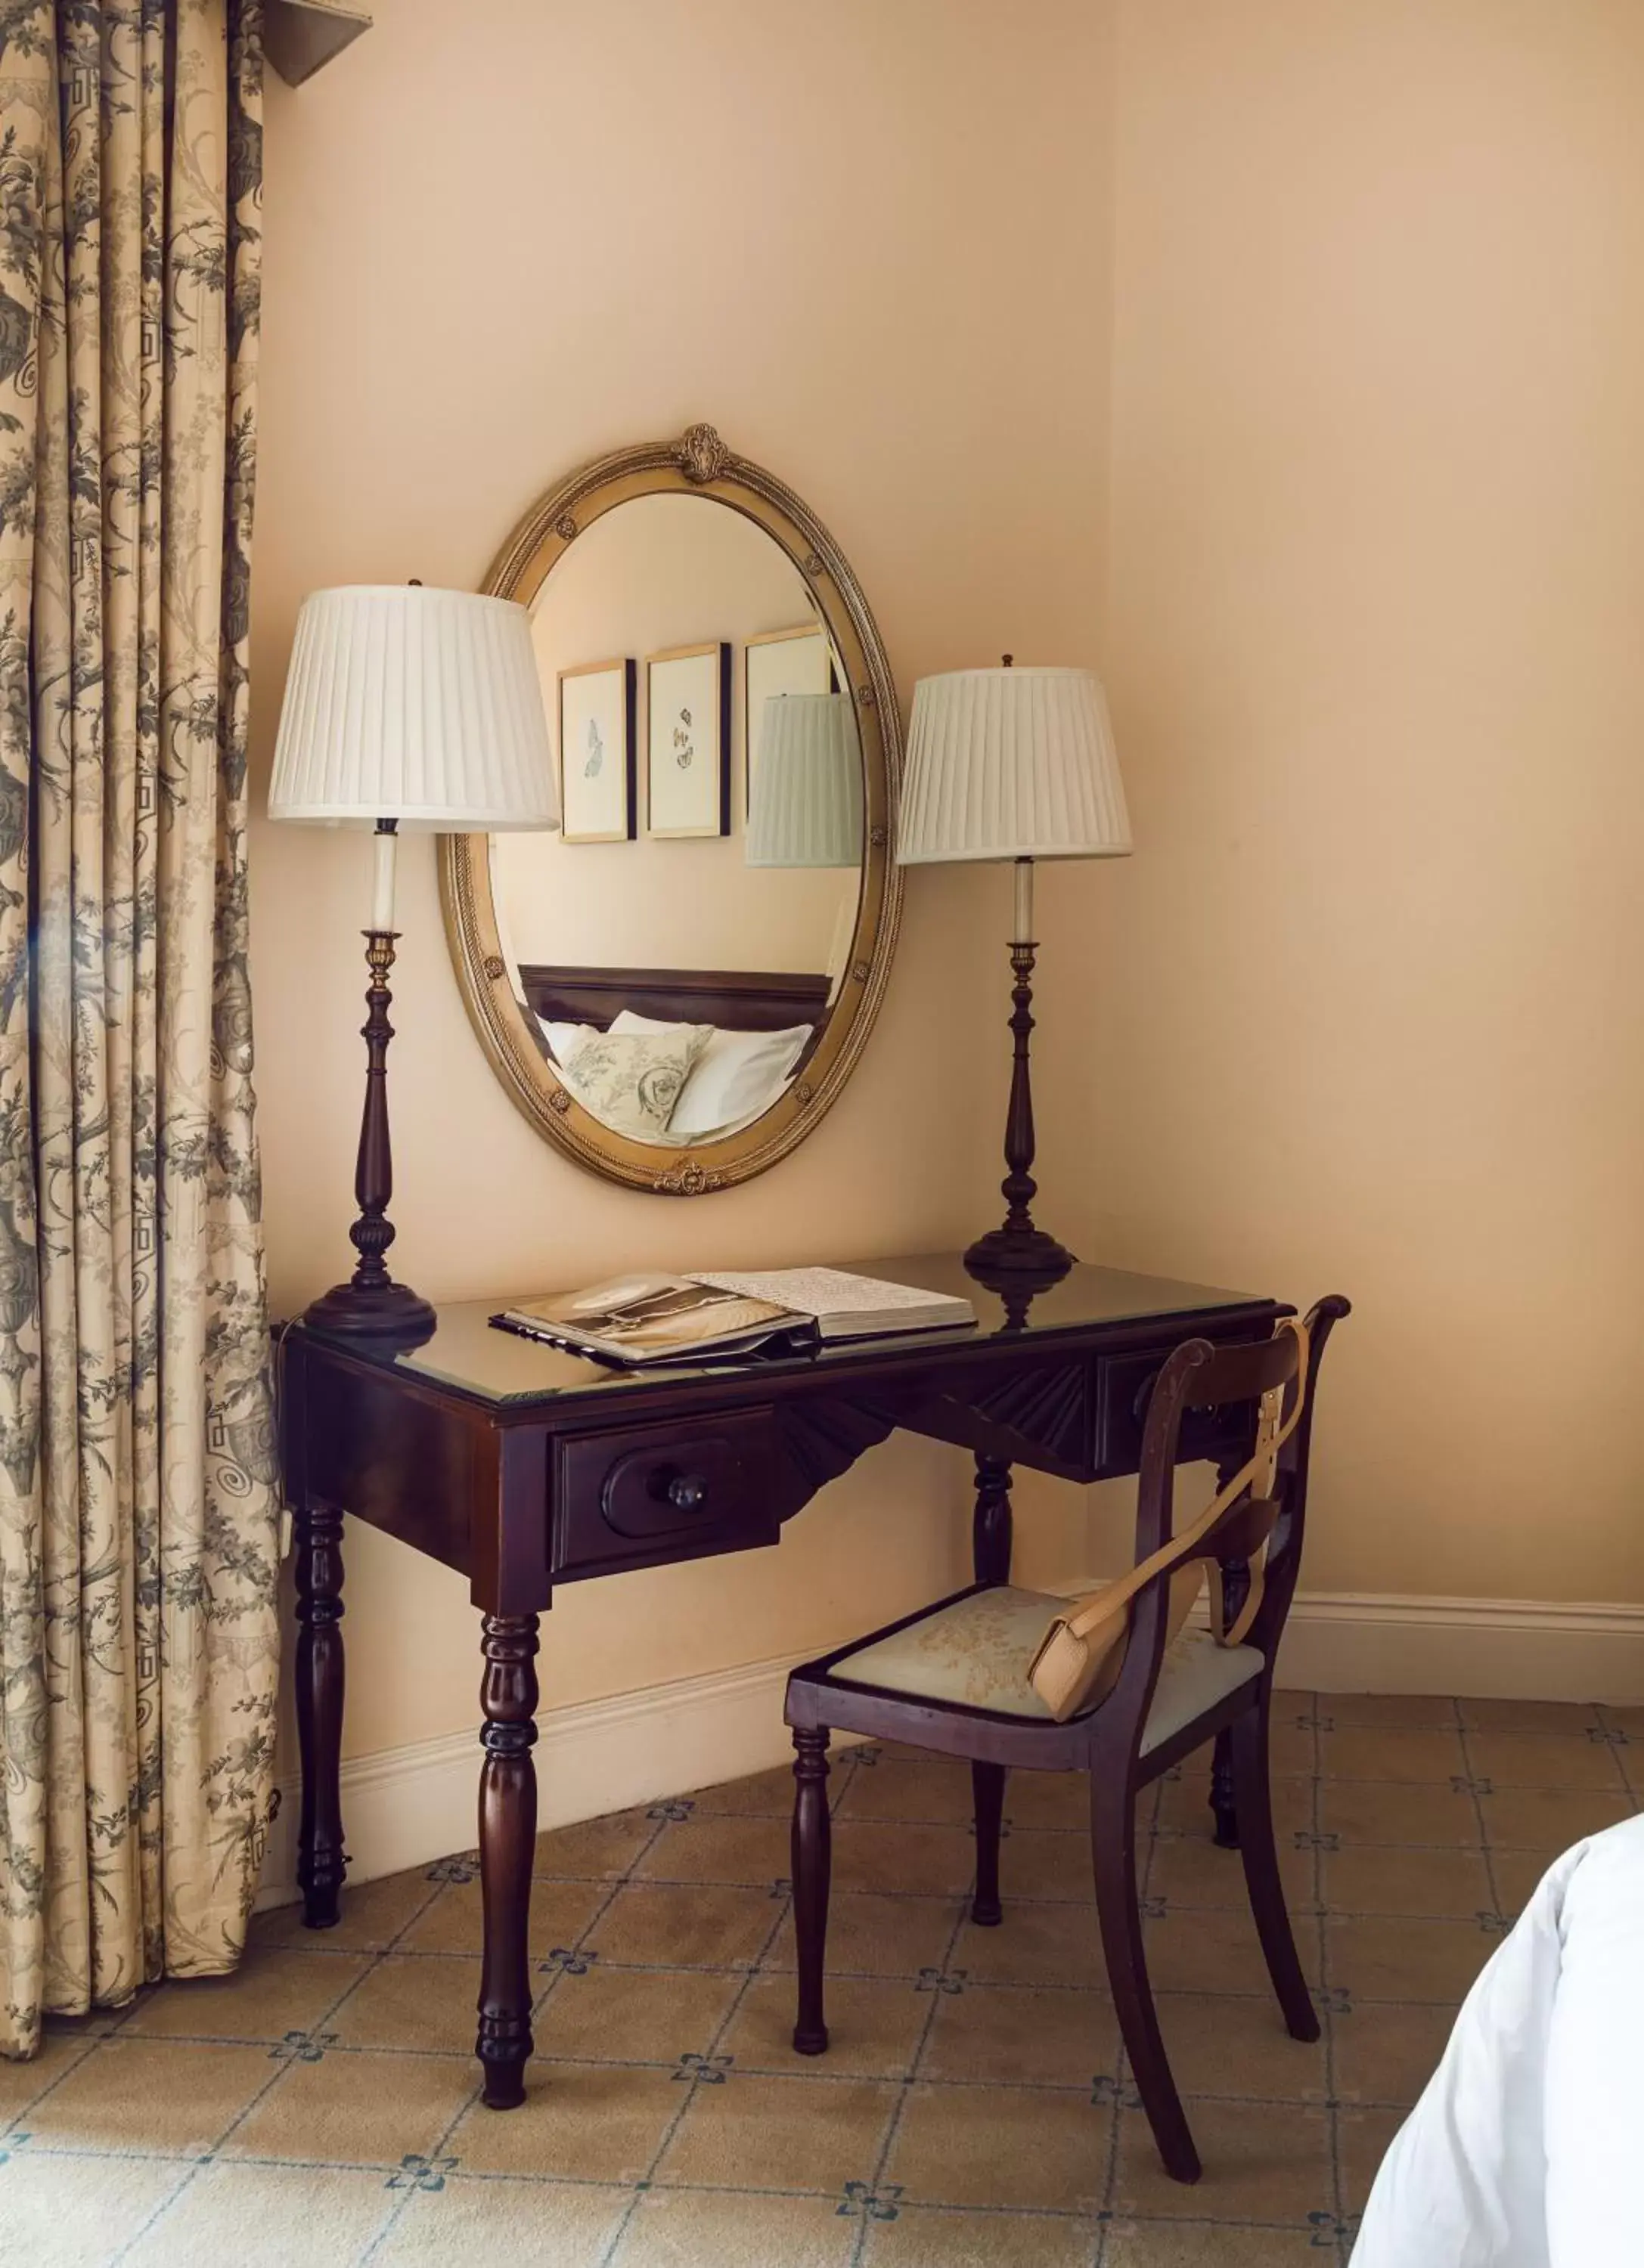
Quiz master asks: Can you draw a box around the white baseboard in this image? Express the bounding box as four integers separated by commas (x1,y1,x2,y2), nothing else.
259,1649,831,1910
259,1594,1644,1907
1277,1591,1644,1705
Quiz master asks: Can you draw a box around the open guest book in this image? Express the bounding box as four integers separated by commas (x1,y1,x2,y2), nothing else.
491,1268,976,1366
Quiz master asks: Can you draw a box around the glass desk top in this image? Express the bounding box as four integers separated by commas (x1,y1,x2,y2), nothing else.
296,1254,1279,1412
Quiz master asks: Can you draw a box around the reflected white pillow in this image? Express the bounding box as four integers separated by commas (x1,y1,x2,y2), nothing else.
611,1010,813,1139
538,1018,594,1064
560,1024,712,1140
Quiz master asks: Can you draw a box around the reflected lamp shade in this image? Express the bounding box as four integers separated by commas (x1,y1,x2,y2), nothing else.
268,584,560,831
746,692,864,868
896,666,1130,864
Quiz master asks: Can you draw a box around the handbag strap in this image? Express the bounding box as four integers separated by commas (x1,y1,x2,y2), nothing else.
1055,1316,1311,1645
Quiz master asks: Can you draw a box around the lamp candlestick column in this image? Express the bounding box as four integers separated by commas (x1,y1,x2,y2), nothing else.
371,816,398,932
1013,853,1033,948
302,820,437,1341
963,856,1076,1284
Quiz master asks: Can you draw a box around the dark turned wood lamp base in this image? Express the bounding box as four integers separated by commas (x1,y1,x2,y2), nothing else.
963,933,1075,1292
302,1276,437,1341
963,1222,1075,1282
305,925,435,1349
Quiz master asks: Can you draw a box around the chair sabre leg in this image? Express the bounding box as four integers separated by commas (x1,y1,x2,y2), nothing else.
1090,1770,1201,2184
791,1727,831,2055
971,1761,1005,1926
1230,1701,1319,2041
1209,1552,1251,1847
1210,1727,1240,1847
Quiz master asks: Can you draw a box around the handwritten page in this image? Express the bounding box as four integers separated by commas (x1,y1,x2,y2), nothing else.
688,1268,969,1320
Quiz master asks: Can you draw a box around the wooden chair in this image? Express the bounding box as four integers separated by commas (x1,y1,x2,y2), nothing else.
784,1296,1350,2184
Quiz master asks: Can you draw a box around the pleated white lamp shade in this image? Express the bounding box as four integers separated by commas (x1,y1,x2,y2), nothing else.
746,693,864,868
268,585,560,831
897,666,1131,863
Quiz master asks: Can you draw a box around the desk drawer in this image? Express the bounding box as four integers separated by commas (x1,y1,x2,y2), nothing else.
551,1409,780,1580
1093,1349,1259,1479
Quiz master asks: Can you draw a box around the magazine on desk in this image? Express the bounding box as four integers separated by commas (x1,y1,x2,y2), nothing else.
490,1267,976,1367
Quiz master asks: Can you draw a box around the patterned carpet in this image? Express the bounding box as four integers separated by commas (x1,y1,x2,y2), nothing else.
2,1690,1639,2266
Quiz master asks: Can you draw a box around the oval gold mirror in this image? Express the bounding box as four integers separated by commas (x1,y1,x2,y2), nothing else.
441,425,902,1195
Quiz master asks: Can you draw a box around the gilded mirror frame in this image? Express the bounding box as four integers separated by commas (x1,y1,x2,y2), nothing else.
441,423,903,1195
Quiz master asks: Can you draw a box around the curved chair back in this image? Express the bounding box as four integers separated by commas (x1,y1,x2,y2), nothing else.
1099,1295,1351,1756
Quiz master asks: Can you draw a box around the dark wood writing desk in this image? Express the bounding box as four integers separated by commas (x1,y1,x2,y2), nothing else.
280,1253,1283,2108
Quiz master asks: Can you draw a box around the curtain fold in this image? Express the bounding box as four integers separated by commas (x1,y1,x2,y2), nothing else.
0,0,278,2058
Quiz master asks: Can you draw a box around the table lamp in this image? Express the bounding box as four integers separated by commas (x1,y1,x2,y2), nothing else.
897,661,1131,1282
745,692,864,867
269,584,558,1338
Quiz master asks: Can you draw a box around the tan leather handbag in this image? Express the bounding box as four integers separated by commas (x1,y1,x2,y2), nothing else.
1026,1318,1311,1723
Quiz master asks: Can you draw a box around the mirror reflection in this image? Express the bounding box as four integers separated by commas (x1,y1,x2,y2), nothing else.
489,493,865,1148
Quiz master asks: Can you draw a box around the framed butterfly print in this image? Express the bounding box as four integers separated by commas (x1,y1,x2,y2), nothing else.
645,640,731,838
557,658,636,843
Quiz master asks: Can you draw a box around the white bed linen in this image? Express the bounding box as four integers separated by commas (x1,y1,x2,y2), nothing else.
1352,1813,1644,2267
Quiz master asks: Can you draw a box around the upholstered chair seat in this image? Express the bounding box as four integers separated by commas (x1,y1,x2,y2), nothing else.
828,1587,1264,1754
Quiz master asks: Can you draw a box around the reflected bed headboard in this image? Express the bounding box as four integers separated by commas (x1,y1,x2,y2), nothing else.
516,964,832,1034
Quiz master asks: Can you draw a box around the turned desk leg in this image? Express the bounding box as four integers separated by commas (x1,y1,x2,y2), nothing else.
1210,1557,1252,1848
476,1612,540,2109
791,1728,831,2055
295,1498,347,1928
973,1455,1013,1586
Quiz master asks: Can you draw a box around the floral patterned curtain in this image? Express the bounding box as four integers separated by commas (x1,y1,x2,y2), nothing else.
0,0,278,2058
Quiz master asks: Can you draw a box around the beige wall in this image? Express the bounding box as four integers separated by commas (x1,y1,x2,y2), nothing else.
1077,0,1644,1603
253,0,1115,1758
255,0,1644,1781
